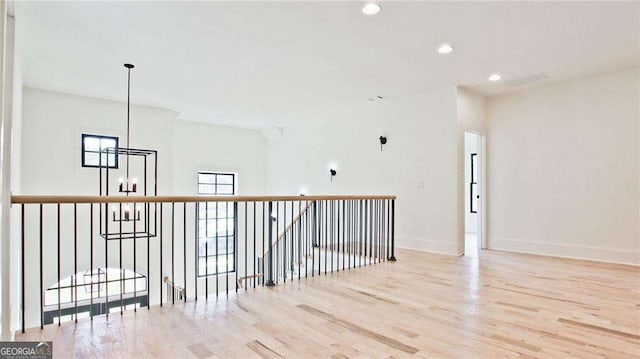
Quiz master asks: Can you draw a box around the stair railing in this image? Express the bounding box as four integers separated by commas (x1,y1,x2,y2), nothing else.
12,194,396,333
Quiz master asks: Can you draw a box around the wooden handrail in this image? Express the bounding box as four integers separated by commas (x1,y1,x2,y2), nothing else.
262,200,315,258
11,194,396,204
237,273,264,289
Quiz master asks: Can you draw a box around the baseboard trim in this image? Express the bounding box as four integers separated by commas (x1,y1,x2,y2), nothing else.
396,236,460,256
489,239,639,266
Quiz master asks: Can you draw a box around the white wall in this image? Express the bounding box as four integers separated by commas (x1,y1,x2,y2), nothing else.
8,14,22,337
0,9,26,339
0,3,11,340
21,88,176,195
457,88,486,134
171,120,265,196
20,88,267,197
487,68,640,265
266,86,463,255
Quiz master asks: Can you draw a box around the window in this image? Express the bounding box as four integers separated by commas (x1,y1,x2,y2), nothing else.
81,134,119,168
197,172,236,277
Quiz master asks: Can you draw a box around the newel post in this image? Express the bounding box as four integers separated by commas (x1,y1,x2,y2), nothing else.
265,201,275,286
389,199,397,261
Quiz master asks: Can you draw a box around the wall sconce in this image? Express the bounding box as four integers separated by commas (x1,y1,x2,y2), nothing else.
379,136,387,151
329,168,337,182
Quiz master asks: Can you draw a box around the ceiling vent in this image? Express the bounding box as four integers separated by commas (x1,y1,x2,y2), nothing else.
505,73,549,87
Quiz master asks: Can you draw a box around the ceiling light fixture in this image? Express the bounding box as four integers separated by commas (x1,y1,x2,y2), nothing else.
362,3,381,15
437,44,454,54
488,74,502,82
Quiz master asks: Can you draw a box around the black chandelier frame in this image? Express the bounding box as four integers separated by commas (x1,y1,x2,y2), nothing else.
98,146,158,240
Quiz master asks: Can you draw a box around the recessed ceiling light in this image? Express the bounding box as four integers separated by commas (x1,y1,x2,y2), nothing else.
488,74,502,82
362,3,381,15
437,44,454,54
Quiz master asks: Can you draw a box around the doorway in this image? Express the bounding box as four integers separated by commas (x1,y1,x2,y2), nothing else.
464,132,482,256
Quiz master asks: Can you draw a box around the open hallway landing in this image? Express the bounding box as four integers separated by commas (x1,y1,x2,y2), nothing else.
18,249,640,358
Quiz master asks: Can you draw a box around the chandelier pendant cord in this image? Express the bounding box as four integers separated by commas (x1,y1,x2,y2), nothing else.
125,64,133,197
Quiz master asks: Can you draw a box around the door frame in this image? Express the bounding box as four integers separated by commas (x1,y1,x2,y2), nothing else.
464,130,486,251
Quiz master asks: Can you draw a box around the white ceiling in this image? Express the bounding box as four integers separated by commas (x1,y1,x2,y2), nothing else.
16,1,640,128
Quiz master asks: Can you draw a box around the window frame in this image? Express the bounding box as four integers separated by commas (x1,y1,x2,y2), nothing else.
81,133,119,169
196,171,237,277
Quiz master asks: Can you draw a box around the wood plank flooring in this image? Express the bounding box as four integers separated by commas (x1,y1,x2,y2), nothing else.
17,249,640,358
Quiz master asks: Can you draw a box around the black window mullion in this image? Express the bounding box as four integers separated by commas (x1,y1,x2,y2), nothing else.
196,172,236,278
81,134,119,168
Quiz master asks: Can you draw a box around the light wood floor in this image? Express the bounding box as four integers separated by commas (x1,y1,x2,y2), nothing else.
18,249,640,358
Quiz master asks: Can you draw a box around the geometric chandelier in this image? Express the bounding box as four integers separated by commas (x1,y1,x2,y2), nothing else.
98,63,158,240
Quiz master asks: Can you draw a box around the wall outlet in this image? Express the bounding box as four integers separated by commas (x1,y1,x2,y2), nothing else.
417,181,425,189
